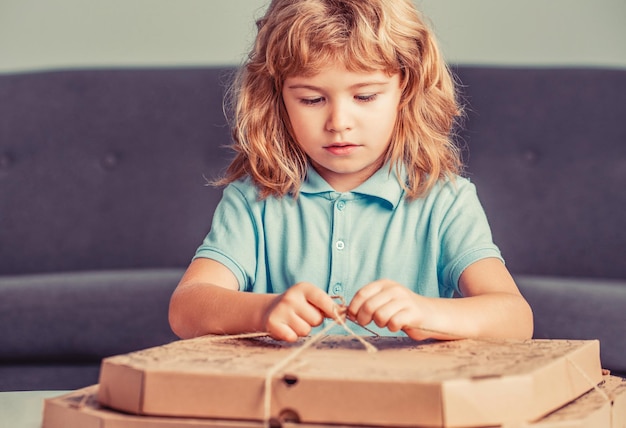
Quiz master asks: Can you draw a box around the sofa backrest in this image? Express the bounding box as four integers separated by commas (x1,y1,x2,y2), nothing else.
454,67,626,279
1,66,624,279
0,68,234,275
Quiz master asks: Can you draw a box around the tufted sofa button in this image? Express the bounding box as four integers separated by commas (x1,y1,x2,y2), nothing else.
523,149,540,164
101,152,120,170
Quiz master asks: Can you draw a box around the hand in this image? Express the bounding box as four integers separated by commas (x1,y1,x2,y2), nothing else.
347,280,434,340
263,282,337,342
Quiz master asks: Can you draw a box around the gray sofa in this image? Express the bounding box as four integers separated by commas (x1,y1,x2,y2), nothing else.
0,66,624,391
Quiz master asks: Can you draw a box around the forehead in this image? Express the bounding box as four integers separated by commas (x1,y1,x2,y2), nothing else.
279,47,397,81
284,65,398,88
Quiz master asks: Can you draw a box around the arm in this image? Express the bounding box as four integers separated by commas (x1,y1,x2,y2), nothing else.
168,258,337,341
347,257,533,340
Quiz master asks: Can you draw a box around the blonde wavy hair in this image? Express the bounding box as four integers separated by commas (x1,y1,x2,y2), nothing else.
218,0,462,199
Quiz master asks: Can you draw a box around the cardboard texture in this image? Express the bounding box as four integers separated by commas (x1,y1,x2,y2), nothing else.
42,385,258,428
43,376,626,428
523,375,626,428
97,336,603,427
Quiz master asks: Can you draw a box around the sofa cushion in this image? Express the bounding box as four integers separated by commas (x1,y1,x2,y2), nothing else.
0,363,100,392
0,269,181,361
516,275,626,374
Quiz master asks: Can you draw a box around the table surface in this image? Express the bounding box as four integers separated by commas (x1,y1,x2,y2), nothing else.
0,390,69,428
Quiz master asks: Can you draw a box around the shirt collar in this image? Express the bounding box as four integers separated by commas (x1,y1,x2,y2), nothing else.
300,163,405,209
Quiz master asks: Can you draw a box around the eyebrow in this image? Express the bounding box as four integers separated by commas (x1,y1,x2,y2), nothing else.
286,81,391,91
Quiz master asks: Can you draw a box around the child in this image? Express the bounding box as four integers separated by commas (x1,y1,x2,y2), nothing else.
169,0,533,342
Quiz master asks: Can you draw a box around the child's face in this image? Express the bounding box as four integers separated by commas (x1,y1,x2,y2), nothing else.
282,65,402,192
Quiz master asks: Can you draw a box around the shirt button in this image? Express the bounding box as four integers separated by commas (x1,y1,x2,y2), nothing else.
335,240,345,250
332,283,343,294
336,200,346,211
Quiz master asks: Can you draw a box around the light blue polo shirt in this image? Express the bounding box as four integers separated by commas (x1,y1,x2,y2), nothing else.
194,165,502,335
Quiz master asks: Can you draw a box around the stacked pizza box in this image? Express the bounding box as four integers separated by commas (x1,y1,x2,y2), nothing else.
41,335,626,428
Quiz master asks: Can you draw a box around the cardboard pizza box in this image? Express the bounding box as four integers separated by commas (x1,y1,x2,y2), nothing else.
524,374,626,427
97,336,603,427
43,376,625,428
43,385,257,428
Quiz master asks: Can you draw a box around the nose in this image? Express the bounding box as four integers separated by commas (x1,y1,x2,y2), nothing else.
325,101,353,133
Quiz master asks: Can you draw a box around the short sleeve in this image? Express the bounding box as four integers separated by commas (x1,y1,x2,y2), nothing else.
193,182,259,291
437,179,503,295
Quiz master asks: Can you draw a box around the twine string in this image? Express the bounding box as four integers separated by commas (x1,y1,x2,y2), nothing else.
262,303,377,427
566,357,611,403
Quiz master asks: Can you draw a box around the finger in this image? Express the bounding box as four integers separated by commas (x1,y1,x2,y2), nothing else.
268,322,299,342
268,311,315,341
347,281,385,318
301,284,339,319
279,283,325,321
296,303,325,327
370,300,407,329
289,313,315,337
353,292,394,327
283,282,333,321
386,308,415,332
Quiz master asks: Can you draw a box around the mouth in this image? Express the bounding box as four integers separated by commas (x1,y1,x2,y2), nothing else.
323,143,361,156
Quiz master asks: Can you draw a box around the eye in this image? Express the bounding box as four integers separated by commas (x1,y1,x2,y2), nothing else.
300,97,324,106
355,94,378,102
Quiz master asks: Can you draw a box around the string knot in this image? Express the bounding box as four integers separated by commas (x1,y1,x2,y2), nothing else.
262,299,378,426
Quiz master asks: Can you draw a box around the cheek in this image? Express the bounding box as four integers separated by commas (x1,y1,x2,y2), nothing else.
282,102,305,137
288,115,307,140
290,110,320,138
377,108,399,134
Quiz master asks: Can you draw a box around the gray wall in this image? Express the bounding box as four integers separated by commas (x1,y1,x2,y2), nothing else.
1,0,625,73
